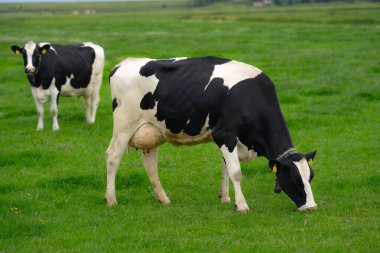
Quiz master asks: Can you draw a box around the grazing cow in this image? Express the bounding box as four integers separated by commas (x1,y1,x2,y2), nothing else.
106,56,318,213
11,41,104,131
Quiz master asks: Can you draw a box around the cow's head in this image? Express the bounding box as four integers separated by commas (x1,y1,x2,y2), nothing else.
269,150,317,211
11,41,50,76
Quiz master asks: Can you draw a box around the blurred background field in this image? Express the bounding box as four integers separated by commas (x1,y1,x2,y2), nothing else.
0,1,379,252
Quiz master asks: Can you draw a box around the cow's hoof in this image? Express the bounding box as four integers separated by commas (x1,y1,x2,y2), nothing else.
105,194,117,206
157,195,171,205
52,126,60,131
235,203,250,214
221,196,231,204
87,119,95,124
36,127,43,131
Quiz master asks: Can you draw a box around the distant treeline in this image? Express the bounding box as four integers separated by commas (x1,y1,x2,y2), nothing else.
191,0,380,6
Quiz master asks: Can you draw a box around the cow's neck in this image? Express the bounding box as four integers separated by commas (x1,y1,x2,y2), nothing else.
27,74,39,87
253,109,294,161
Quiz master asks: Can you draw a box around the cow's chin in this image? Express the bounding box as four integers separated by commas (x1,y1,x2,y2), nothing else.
26,71,37,76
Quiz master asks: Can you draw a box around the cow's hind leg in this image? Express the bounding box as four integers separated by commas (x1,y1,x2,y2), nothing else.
141,147,171,205
84,95,92,123
220,145,249,213
220,157,230,204
89,72,102,123
105,132,129,206
50,87,60,131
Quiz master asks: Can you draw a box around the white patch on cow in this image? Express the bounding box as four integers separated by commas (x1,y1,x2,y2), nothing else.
237,141,257,163
32,83,51,103
60,74,87,97
202,115,210,132
294,158,317,210
172,57,187,62
204,60,262,91
24,40,37,72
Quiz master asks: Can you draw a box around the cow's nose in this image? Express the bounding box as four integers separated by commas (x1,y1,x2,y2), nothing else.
299,204,318,211
307,204,318,211
25,66,35,74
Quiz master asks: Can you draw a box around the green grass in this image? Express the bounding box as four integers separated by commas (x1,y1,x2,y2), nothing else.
0,1,379,252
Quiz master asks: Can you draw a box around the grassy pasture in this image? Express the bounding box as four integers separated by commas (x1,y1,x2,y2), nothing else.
0,1,379,252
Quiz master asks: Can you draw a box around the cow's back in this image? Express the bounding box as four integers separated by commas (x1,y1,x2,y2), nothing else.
110,57,267,148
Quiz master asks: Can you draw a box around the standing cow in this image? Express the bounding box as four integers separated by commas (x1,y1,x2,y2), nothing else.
11,41,104,131
106,56,318,213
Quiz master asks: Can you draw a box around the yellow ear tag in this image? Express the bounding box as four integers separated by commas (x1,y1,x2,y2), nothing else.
272,164,277,173
15,50,20,55
41,49,47,54
308,159,313,166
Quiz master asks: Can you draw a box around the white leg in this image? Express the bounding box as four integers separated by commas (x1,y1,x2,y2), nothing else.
89,73,102,123
141,147,171,205
90,91,100,123
105,133,129,206
220,145,249,213
50,89,59,131
84,95,92,123
220,157,230,204
33,95,44,131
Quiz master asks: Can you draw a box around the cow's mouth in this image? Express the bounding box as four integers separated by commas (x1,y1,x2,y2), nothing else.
25,70,38,76
298,204,318,211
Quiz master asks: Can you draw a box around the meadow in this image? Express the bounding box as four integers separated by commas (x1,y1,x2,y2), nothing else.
0,1,379,252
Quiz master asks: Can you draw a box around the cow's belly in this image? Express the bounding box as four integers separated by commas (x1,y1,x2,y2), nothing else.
60,84,89,97
129,123,212,150
163,130,212,146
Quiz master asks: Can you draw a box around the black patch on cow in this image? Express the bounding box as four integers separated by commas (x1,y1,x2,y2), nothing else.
139,56,293,158
18,44,96,90
27,75,37,86
112,98,118,112
109,66,120,82
139,56,230,135
140,92,155,110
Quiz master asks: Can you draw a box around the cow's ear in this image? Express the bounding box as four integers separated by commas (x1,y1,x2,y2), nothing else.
11,45,22,55
38,44,50,55
305,150,317,166
268,160,278,173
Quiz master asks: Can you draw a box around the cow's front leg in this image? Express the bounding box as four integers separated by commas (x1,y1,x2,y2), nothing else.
141,147,171,205
220,157,230,204
33,95,44,131
221,145,249,213
50,88,60,131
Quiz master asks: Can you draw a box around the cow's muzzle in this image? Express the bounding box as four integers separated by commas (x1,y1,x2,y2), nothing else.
25,67,36,75
298,204,318,211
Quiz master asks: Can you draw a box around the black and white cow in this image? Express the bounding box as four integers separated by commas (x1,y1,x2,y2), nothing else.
11,41,104,131
106,56,318,213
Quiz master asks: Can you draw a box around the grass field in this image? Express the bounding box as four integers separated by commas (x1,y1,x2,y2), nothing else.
0,1,379,252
